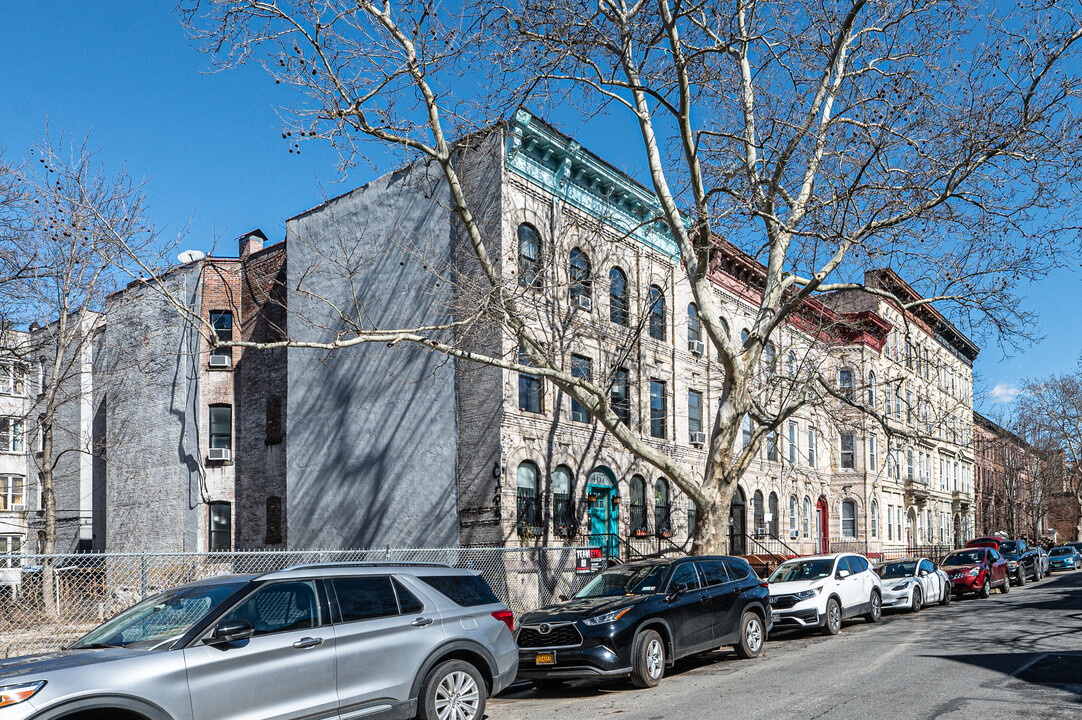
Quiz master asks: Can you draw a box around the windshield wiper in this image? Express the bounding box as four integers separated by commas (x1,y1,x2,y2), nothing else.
79,642,125,649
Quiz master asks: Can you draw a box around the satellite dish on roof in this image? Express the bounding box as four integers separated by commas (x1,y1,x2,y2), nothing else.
177,249,206,264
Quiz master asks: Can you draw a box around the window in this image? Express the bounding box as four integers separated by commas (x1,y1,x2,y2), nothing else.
840,432,855,470
841,500,857,539
210,311,233,361
209,501,231,551
609,267,629,325
570,355,591,423
0,535,21,567
741,328,750,346
224,580,319,635
0,363,26,395
763,342,776,372
839,368,854,400
266,394,283,445
807,428,816,467
611,368,630,427
552,466,574,536
907,448,915,482
0,418,21,453
768,492,779,537
753,490,765,535
871,499,879,538
895,383,902,417
698,560,730,586
885,384,892,417
954,462,959,491
649,380,666,438
332,576,401,622
803,497,812,538
208,405,232,450
688,502,696,538
0,475,24,511
887,505,893,541
742,415,752,448
668,562,701,591
687,304,702,344
906,390,913,425
787,350,797,377
517,223,542,288
516,462,541,535
723,558,751,581
654,479,671,535
905,338,913,369
648,286,666,341
629,475,648,534
766,430,778,462
867,372,876,406
868,433,877,471
688,390,703,440
265,496,283,544
517,347,543,414
569,248,592,309
418,575,499,607
789,496,799,539
789,422,797,463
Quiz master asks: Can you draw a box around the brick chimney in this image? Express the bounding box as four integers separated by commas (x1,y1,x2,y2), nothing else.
239,229,268,259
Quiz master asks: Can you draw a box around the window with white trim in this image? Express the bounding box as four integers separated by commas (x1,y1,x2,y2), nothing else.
0,475,25,511
0,418,22,453
0,363,26,396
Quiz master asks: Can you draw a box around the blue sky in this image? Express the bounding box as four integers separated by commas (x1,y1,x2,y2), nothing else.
1,3,1077,409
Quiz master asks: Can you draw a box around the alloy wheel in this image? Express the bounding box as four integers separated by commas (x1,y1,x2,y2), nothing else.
434,670,481,720
746,617,763,654
646,637,664,680
829,603,841,632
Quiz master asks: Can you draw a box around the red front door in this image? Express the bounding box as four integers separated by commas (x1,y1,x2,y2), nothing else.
816,496,829,553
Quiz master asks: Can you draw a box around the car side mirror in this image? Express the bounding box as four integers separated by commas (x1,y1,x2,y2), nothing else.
836,569,851,579
557,594,568,602
666,582,688,601
204,618,255,646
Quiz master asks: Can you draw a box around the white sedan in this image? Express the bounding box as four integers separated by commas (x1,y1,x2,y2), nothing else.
875,557,951,612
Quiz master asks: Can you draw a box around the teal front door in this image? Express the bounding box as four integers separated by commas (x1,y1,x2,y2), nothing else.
588,484,619,558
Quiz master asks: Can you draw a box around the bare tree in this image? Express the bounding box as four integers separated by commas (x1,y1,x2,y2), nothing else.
176,0,1082,553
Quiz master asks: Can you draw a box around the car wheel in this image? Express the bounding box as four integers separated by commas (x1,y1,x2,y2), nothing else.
631,629,666,688
1016,568,1026,587
939,584,952,606
910,587,923,613
734,611,765,659
1035,564,1043,581
1000,574,1010,594
979,577,991,598
865,591,882,623
823,598,842,635
420,659,486,720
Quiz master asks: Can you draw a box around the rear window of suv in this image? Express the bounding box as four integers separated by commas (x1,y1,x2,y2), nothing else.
419,574,500,607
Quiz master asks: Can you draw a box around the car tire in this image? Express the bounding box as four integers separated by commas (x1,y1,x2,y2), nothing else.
865,591,882,623
939,584,952,606
979,577,991,598
420,659,486,720
1016,569,1026,587
1035,564,1043,581
631,629,666,688
822,598,842,635
1000,574,1010,594
910,587,922,613
734,611,765,659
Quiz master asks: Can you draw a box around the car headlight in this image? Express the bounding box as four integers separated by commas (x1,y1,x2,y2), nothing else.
1007,561,1017,568
583,607,632,626
891,583,910,591
967,568,980,577
793,587,823,601
0,681,46,708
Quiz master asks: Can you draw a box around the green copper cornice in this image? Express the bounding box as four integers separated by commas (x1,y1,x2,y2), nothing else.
505,109,680,258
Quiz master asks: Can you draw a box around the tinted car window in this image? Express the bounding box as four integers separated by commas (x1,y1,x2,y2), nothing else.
838,557,856,574
850,556,869,573
769,558,833,582
698,560,730,586
988,550,999,562
224,581,320,636
723,559,751,581
333,577,399,622
943,550,984,565
419,574,499,607
669,562,702,591
919,560,935,575
394,579,424,614
575,563,670,598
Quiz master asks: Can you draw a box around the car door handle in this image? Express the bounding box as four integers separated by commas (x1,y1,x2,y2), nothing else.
411,617,434,627
293,637,324,649
699,596,710,603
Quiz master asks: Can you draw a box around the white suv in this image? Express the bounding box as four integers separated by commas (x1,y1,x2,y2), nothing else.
767,553,882,635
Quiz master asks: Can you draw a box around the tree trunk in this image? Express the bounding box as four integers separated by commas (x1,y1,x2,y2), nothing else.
691,481,737,556
40,409,57,617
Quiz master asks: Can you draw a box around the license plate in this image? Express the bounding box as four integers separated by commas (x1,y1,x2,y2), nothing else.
535,652,556,665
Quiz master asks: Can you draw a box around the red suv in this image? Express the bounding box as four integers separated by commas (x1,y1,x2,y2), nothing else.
941,547,1009,598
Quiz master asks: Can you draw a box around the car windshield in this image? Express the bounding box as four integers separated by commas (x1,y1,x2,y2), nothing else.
574,563,670,598
1050,548,1074,557
769,559,834,583
999,541,1022,554
71,581,249,650
877,561,917,580
943,550,984,566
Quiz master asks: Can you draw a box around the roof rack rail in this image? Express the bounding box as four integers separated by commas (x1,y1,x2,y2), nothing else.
277,561,453,572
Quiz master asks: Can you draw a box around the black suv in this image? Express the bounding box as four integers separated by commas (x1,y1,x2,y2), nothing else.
999,539,1043,585
514,556,771,689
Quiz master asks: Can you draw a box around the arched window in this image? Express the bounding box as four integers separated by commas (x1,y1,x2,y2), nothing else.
609,267,629,325
839,368,854,400
741,328,750,346
517,223,542,289
648,286,666,340
569,248,592,309
789,495,799,539
841,499,857,539
870,499,879,539
763,342,776,372
688,500,696,539
654,479,672,535
787,350,798,377
687,303,702,344
768,492,780,537
629,475,648,535
802,496,812,538
552,466,574,537
516,461,541,535
753,490,765,536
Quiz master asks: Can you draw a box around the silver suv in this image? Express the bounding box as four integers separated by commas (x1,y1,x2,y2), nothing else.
0,562,517,720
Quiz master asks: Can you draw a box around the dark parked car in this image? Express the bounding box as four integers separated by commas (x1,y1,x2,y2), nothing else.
515,556,771,689
942,547,1010,597
999,539,1042,585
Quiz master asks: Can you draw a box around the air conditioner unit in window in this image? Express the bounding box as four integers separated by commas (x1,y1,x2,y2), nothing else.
688,340,705,356
689,431,707,447
208,448,232,462
572,294,592,311
209,354,233,369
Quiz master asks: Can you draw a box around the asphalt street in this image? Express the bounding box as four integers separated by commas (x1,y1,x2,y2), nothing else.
490,568,1082,720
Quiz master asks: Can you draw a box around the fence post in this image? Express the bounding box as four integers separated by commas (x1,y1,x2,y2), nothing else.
140,555,148,601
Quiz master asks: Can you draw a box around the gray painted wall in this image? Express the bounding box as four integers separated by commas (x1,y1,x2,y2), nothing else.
284,163,462,550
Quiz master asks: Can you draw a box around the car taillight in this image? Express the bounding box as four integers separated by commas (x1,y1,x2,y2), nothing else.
759,581,770,589
492,609,514,632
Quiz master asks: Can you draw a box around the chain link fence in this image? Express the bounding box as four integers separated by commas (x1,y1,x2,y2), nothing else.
0,546,603,659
